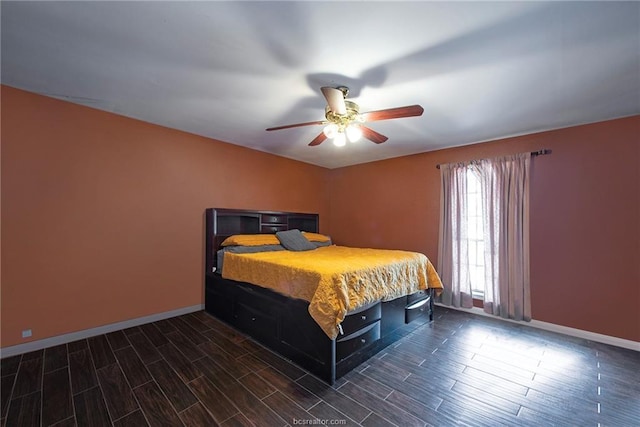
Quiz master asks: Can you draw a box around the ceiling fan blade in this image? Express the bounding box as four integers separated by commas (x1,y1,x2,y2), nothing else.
361,126,388,144
266,120,325,131
360,105,424,122
308,132,327,146
321,86,347,115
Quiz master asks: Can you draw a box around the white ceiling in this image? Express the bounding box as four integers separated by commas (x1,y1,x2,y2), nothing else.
2,1,638,169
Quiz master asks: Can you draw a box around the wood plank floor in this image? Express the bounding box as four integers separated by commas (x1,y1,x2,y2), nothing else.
1,306,638,427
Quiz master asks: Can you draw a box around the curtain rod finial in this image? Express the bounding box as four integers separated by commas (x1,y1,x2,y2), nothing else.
533,149,551,156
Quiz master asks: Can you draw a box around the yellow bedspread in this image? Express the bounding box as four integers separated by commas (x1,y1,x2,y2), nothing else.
222,245,444,339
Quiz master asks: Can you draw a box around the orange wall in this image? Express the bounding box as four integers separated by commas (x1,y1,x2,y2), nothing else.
328,117,640,342
2,85,638,349
1,86,330,348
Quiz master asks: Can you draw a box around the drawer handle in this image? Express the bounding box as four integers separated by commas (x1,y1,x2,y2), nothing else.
361,315,367,320
360,338,366,344
407,299,429,310
251,317,256,321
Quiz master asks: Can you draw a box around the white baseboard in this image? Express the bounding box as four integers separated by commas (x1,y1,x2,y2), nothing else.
0,304,204,359
435,303,640,352
3,303,637,359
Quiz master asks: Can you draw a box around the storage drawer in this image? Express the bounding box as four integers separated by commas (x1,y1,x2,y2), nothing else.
235,302,278,340
407,289,430,305
405,298,430,324
340,302,381,336
336,321,380,362
261,224,288,233
235,285,281,317
261,214,287,224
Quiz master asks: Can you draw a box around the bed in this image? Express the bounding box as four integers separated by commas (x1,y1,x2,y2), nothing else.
204,208,444,384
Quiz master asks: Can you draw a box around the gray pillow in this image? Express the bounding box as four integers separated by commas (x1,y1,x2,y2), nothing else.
276,229,316,251
224,244,285,254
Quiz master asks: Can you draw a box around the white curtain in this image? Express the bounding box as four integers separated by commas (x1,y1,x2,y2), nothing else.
479,153,531,321
438,162,474,308
438,153,531,321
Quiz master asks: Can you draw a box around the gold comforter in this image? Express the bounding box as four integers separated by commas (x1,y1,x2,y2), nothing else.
222,245,444,339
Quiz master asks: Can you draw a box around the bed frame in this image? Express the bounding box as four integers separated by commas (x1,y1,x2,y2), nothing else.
204,208,434,384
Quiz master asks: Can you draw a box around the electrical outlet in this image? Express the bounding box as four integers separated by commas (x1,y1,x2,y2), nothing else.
22,329,32,338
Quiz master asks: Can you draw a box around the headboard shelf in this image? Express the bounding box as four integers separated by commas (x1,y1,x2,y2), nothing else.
205,208,319,273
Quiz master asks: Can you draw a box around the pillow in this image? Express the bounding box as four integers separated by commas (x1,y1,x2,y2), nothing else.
221,234,280,247
276,229,317,251
223,244,285,253
301,232,332,243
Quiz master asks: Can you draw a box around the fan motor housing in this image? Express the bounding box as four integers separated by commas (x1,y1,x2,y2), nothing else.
325,100,360,127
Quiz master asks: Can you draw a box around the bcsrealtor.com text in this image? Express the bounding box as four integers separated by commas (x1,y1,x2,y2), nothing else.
292,418,347,425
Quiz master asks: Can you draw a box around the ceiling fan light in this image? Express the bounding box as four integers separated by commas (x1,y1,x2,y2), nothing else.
346,124,362,142
333,132,346,147
323,123,339,139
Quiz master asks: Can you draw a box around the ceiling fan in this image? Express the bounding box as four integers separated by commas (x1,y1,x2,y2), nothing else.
266,86,424,147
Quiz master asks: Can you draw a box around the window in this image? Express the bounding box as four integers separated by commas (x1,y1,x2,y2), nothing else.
465,168,485,298
438,153,531,319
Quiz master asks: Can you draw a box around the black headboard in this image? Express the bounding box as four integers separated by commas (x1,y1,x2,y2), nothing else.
205,208,319,274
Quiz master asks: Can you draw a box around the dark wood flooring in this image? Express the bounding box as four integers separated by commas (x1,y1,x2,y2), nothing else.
1,306,639,427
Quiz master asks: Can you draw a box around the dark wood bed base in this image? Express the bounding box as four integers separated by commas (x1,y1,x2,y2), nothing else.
204,208,434,384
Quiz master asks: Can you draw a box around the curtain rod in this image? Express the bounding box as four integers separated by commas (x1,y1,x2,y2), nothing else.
435,149,551,169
